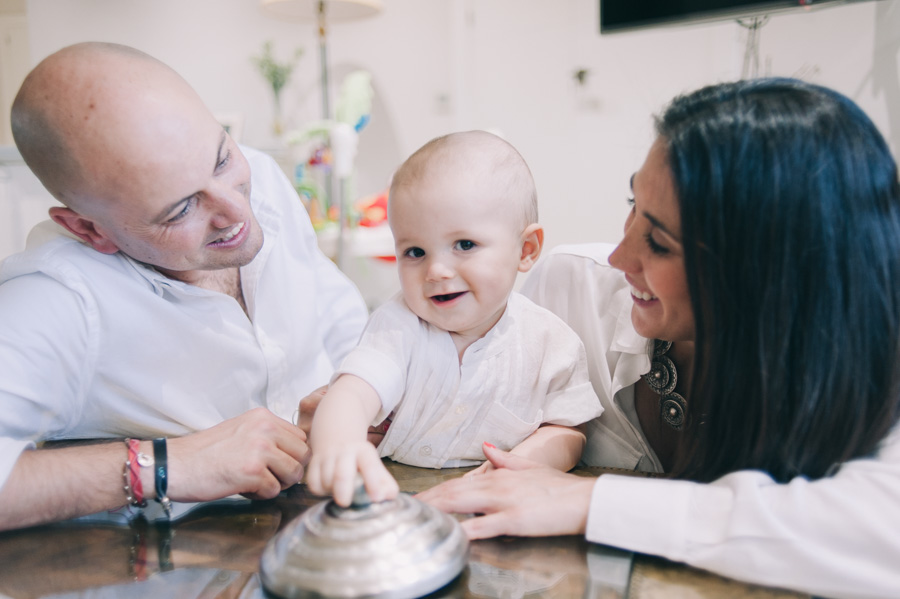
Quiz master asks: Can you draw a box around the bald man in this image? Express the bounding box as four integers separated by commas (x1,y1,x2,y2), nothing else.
0,42,368,529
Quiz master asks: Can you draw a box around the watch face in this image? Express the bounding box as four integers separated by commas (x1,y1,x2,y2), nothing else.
137,452,155,468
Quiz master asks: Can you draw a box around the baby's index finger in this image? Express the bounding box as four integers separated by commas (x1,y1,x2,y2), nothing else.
332,474,357,507
331,461,361,507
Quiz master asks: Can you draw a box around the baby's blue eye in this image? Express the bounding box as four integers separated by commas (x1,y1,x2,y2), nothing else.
455,240,476,251
404,247,425,258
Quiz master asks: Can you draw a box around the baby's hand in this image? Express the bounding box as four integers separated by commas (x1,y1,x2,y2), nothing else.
306,441,399,507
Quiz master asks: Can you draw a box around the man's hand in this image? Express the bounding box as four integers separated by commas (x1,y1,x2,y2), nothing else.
297,386,391,446
305,440,399,507
167,407,309,502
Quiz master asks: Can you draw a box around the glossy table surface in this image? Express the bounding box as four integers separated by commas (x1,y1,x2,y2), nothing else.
0,462,810,599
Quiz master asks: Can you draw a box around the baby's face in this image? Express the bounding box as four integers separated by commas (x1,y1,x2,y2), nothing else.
389,174,526,343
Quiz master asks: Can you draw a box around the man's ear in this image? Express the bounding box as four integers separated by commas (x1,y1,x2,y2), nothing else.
49,206,120,254
518,223,544,273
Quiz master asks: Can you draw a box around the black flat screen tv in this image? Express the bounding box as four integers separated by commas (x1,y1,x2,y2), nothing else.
600,0,874,33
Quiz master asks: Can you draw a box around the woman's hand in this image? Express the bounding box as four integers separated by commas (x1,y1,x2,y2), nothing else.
464,460,495,477
416,444,597,539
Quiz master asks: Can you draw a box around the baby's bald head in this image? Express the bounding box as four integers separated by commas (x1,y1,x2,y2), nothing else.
390,130,538,232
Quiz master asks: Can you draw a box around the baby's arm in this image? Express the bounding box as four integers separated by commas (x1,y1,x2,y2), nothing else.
305,374,399,506
468,424,587,476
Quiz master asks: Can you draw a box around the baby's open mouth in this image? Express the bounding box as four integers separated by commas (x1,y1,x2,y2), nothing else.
432,292,465,303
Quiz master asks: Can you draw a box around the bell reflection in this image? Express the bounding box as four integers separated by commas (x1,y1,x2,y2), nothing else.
466,536,590,598
467,561,566,598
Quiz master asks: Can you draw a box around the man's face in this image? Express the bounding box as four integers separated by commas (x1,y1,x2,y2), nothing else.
62,57,263,284
87,130,262,283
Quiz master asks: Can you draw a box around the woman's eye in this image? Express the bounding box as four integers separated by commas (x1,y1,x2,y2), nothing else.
644,232,669,255
455,240,476,251
626,196,635,207
404,247,425,259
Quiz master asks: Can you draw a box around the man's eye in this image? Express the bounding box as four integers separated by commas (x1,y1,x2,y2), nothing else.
404,247,425,258
216,150,231,171
455,240,476,251
167,197,196,223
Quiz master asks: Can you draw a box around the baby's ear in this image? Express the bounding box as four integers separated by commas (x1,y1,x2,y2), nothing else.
518,223,544,273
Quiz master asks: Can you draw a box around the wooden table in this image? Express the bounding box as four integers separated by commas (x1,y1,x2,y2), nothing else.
0,462,810,598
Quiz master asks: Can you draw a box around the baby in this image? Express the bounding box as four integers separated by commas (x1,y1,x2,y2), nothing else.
306,130,602,506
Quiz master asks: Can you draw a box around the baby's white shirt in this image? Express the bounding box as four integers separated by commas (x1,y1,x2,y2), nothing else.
334,291,603,468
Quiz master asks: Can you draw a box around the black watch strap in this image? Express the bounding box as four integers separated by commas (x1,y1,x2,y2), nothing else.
152,438,171,519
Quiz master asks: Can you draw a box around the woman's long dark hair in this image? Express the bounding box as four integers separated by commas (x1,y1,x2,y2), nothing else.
658,78,900,482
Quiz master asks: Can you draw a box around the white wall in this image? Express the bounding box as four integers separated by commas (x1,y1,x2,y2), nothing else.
0,14,30,145
452,0,900,246
0,149,57,259
23,0,457,198
9,0,900,266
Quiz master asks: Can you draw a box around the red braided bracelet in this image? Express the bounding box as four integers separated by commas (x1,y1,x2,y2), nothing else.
123,438,148,508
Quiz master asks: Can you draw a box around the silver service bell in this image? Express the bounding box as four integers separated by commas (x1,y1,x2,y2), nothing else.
259,480,469,598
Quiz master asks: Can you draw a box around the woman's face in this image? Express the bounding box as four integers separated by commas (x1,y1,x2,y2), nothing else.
608,138,695,342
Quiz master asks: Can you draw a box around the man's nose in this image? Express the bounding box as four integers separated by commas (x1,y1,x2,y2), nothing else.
207,185,245,228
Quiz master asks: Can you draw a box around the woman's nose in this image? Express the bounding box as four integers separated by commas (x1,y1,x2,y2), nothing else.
608,241,627,272
609,216,638,274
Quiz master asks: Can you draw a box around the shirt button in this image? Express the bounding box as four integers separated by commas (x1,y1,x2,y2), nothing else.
455,406,466,415
419,446,432,456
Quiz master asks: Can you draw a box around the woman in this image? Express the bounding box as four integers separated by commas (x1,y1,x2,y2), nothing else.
418,78,900,598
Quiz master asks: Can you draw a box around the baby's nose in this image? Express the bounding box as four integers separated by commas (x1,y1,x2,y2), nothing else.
425,260,454,281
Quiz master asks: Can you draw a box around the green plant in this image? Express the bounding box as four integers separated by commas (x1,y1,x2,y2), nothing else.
251,41,303,100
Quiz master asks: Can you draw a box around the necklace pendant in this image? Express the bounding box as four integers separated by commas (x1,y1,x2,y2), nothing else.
643,339,689,431
651,339,672,357
644,355,677,395
659,392,687,430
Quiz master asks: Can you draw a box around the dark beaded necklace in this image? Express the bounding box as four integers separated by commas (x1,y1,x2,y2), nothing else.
642,339,688,431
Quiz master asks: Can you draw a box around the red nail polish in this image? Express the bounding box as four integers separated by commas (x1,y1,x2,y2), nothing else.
483,442,496,449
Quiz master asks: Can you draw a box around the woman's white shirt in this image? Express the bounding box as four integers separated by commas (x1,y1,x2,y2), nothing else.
521,243,900,599
520,243,663,473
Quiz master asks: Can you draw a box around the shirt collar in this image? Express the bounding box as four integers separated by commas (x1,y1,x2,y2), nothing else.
458,292,521,362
